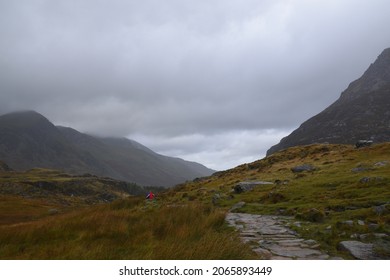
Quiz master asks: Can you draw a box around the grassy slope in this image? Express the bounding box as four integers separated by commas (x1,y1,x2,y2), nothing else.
0,143,389,259
164,143,390,258
0,168,147,209
0,198,255,259
0,169,254,259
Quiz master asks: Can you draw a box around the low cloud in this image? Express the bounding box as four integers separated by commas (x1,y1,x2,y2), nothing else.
1,0,390,169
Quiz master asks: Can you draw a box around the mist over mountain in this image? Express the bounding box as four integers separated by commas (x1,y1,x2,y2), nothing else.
0,111,214,186
267,48,390,155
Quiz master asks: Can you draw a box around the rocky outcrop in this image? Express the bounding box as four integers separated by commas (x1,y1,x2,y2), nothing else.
267,48,390,155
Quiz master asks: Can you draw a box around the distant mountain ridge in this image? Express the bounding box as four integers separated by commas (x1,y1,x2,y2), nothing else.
267,48,390,155
0,111,214,186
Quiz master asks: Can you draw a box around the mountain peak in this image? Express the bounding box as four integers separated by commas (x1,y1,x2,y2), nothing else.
0,111,214,186
340,48,390,102
267,47,390,155
0,110,53,129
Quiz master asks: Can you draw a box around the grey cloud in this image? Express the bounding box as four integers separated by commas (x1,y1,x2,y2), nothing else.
1,0,390,169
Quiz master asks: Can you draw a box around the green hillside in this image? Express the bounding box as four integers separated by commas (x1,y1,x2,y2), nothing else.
0,143,389,259
165,143,390,258
0,111,214,187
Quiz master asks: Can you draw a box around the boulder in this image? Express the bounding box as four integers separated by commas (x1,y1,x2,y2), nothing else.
233,181,273,193
374,161,388,167
355,140,373,148
212,193,221,205
352,166,372,173
291,164,316,173
230,201,246,211
338,241,376,259
373,204,389,215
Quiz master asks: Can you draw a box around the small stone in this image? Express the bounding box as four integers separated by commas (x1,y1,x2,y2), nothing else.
359,177,371,183
212,193,221,205
326,225,332,230
310,244,321,249
253,247,273,258
357,220,365,226
368,223,380,230
352,167,371,173
230,201,246,211
374,161,388,167
48,208,59,215
342,220,354,226
303,239,318,246
373,204,388,215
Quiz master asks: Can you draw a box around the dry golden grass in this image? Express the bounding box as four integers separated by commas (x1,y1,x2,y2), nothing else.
0,197,255,259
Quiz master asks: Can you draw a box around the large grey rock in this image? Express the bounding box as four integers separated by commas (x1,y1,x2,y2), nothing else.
355,140,373,148
233,181,273,193
291,164,316,173
338,241,376,259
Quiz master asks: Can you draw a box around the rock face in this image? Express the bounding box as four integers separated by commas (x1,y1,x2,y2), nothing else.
267,48,390,155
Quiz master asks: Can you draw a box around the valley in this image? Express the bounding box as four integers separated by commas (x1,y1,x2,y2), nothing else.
1,143,389,259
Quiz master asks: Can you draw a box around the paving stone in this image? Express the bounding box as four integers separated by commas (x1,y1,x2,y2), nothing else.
226,212,333,260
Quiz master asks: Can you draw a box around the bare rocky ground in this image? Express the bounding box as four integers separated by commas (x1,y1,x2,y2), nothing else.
226,212,338,260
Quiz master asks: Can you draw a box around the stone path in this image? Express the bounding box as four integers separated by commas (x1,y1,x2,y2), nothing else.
226,213,332,259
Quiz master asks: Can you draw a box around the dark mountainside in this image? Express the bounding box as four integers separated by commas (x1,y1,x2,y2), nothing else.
267,48,390,155
0,111,214,186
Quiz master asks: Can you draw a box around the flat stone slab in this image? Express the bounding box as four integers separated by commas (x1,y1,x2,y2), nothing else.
338,241,376,259
226,212,333,260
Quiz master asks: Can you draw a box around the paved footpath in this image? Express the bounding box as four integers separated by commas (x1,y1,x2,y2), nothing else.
226,213,332,259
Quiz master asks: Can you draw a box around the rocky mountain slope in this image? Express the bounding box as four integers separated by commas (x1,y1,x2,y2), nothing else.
0,111,214,186
267,48,390,155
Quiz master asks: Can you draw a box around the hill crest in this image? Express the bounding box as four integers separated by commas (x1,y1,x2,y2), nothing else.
0,111,214,186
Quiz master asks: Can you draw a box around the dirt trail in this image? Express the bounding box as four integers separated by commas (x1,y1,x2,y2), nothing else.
226,212,333,260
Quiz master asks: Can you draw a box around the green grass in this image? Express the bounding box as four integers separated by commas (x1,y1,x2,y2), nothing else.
1,142,389,259
162,143,390,258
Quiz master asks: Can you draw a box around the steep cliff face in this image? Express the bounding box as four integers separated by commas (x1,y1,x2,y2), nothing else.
267,48,390,155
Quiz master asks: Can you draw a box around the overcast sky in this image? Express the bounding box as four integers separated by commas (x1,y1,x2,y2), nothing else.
1,0,390,170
